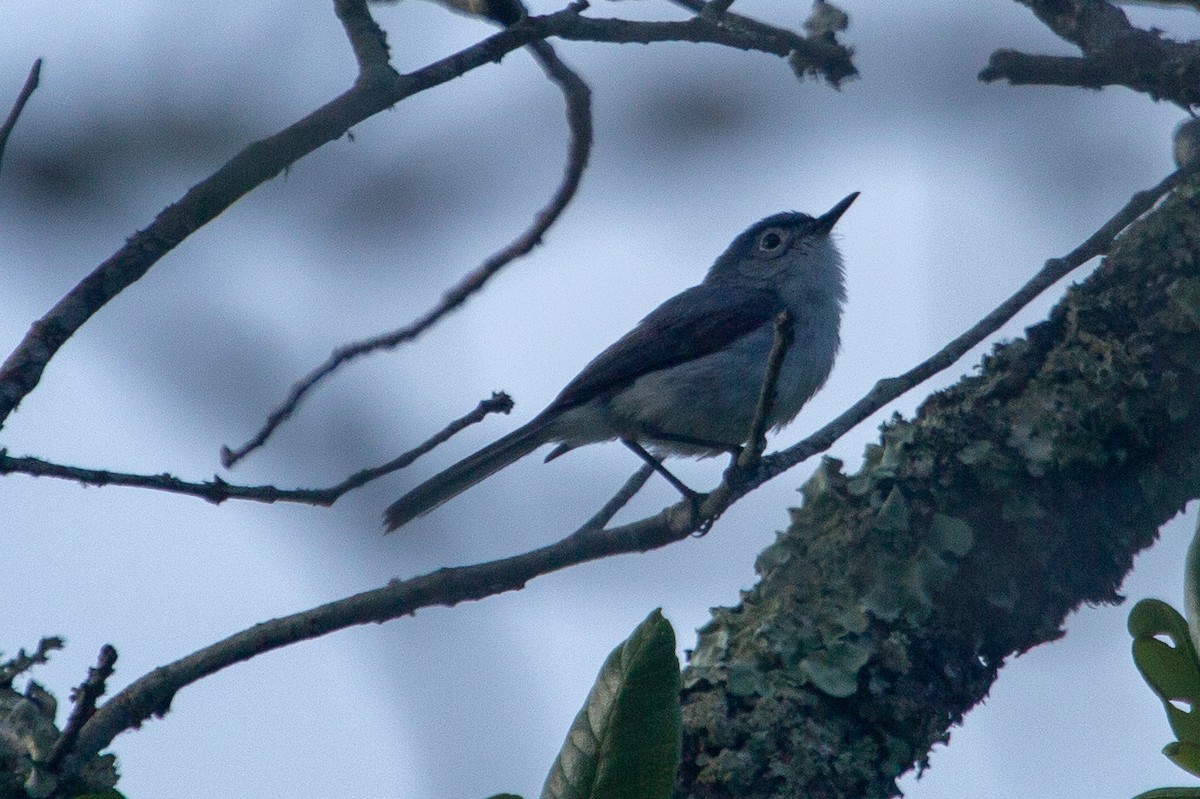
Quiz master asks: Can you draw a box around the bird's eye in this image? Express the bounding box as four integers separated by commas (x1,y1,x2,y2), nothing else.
756,228,787,255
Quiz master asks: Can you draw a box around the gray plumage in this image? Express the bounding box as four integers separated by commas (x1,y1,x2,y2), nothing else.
384,193,857,531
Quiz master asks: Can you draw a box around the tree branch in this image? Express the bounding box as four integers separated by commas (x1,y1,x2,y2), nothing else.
667,0,856,84
0,393,512,506
43,645,118,772
980,0,1200,106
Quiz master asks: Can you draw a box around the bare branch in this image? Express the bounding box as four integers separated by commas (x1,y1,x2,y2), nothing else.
1,393,512,506
668,0,856,84
222,39,593,467
0,58,43,176
581,464,655,530
43,645,118,772
980,0,1200,107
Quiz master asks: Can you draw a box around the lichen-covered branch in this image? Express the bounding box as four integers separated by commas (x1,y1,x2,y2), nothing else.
676,176,1200,799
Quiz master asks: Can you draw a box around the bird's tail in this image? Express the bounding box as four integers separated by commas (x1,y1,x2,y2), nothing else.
383,420,549,532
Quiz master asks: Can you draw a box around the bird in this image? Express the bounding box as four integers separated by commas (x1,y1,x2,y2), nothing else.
384,192,857,531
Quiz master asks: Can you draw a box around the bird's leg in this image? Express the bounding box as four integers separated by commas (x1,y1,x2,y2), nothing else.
620,438,702,502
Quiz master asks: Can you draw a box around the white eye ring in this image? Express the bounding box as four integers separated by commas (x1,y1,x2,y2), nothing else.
756,228,788,256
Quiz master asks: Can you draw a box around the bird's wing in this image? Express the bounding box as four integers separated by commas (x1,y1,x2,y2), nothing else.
545,283,783,414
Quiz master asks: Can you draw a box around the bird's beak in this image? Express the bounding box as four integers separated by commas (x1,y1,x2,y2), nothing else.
814,192,859,233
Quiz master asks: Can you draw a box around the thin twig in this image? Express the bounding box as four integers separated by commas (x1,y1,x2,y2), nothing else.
0,58,42,176
221,39,593,468
43,645,118,772
0,394,512,506
694,309,794,535
580,463,654,530
736,309,793,471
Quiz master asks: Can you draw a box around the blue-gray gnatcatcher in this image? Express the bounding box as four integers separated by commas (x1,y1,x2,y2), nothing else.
384,192,857,531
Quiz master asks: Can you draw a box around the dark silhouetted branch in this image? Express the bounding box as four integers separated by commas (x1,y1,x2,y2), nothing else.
1,394,512,506
669,0,856,84
980,0,1200,107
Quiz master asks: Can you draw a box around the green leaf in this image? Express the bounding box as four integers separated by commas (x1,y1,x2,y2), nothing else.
1130,599,1200,746
1166,741,1200,779
1130,788,1200,799
539,609,682,799
68,791,127,799
1185,516,1200,655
